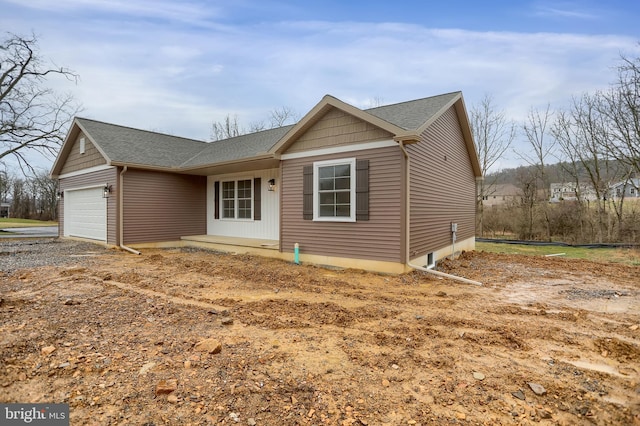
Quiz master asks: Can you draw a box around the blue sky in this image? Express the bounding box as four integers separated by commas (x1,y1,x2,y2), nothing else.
2,0,639,172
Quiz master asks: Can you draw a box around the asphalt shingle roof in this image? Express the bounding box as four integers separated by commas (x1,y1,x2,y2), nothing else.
365,92,460,131
74,92,460,170
77,118,207,168
182,125,294,168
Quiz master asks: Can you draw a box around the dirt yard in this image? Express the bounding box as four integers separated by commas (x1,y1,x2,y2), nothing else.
1,241,639,425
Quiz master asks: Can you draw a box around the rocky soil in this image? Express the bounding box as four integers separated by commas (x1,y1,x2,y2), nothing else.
1,240,639,425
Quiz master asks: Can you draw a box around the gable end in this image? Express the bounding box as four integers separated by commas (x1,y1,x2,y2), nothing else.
60,131,108,175
284,107,394,154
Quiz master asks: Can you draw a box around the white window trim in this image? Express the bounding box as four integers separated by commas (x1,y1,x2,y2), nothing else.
313,158,356,222
220,178,254,221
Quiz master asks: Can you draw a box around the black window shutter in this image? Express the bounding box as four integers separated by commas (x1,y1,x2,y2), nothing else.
254,178,261,221
214,181,220,219
303,165,313,220
356,159,369,221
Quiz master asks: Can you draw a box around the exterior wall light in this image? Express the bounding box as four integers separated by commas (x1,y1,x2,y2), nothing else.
103,184,112,198
56,190,64,200
268,178,276,191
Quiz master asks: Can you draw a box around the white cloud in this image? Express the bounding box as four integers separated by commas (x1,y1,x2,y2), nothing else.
534,6,598,20
2,1,639,172
4,0,221,26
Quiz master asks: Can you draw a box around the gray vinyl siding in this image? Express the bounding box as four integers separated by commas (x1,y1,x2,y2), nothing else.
58,167,118,245
60,131,107,175
407,106,476,258
281,146,404,262
122,169,206,244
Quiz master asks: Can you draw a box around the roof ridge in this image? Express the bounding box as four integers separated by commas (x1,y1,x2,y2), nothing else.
364,91,461,112
75,116,208,145
178,123,297,168
210,123,297,143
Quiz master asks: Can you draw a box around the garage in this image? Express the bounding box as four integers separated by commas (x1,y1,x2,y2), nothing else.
64,187,107,241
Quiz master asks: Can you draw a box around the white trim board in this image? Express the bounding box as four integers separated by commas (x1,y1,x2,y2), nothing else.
280,140,397,160
58,165,115,179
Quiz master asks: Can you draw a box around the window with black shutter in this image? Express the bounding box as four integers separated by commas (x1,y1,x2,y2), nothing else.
302,158,369,222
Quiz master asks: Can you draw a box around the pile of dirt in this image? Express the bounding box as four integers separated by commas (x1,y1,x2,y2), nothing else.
1,245,639,425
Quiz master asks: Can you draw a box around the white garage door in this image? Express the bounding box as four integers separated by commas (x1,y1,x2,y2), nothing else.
64,187,107,241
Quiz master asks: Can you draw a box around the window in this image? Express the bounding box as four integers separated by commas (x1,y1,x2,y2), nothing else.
427,253,435,269
221,179,252,219
303,158,368,222
313,158,356,221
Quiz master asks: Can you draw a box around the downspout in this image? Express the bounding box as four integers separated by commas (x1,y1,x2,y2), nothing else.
398,141,411,268
119,166,141,255
407,261,482,286
398,140,482,286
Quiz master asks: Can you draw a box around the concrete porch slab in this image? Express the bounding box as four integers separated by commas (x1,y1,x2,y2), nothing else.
180,235,280,250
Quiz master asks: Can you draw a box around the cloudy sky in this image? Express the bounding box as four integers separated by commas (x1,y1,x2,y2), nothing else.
2,0,639,172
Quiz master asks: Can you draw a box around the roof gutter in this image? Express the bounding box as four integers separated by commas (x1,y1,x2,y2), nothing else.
118,166,141,255
178,153,277,173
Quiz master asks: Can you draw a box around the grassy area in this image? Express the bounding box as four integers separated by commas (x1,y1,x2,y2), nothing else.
476,241,640,266
0,218,58,229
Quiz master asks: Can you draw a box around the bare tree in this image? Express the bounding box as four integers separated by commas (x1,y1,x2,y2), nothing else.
3,170,58,219
552,94,625,242
210,114,242,141
0,168,9,203
210,107,299,142
365,96,384,108
31,170,58,220
469,94,516,236
520,104,555,240
9,176,29,218
269,106,299,128
598,52,640,176
515,167,538,240
0,33,80,173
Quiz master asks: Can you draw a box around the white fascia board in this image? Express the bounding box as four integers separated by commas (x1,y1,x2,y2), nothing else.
57,165,116,180
280,140,397,161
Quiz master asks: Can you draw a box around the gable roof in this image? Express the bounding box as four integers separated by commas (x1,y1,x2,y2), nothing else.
485,183,522,197
365,92,461,131
51,118,208,175
52,91,480,177
181,125,294,169
270,91,464,153
79,118,207,167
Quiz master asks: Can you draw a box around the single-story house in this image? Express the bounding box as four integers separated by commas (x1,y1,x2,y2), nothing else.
481,183,523,207
51,91,481,273
0,201,10,218
609,178,640,200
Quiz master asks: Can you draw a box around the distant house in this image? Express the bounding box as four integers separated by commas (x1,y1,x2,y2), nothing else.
50,91,481,274
481,183,522,207
549,182,598,202
0,202,9,218
609,178,640,200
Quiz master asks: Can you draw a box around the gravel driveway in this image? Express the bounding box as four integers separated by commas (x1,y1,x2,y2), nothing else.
0,238,112,273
